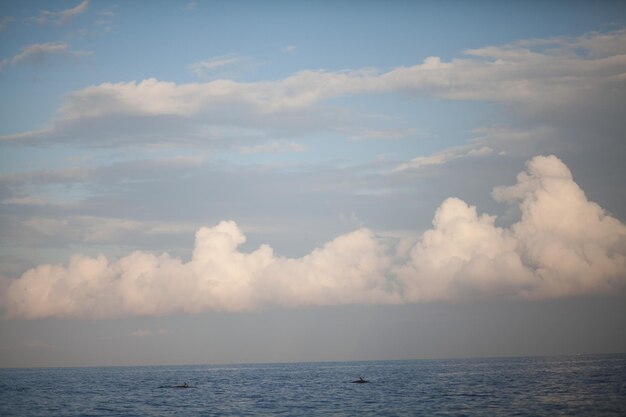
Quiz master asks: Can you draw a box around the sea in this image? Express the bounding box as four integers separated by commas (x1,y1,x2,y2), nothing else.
1,354,625,416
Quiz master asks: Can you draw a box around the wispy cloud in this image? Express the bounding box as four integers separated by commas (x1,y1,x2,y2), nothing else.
3,156,624,318
3,28,623,148
184,1,198,12
94,8,115,31
189,54,246,78
2,196,50,206
130,329,151,337
0,16,14,31
0,156,206,218
238,140,307,154
7,42,92,68
394,145,493,171
344,127,423,141
130,328,165,337
20,216,199,243
33,0,90,25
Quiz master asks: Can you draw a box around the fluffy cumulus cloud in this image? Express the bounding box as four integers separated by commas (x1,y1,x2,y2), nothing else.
397,155,626,300
2,156,625,319
492,156,626,298
395,197,531,300
1,222,396,318
3,29,624,146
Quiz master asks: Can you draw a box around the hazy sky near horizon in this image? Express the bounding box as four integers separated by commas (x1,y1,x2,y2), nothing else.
1,0,626,367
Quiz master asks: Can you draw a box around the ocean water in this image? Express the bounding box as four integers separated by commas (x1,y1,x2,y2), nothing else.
1,354,625,416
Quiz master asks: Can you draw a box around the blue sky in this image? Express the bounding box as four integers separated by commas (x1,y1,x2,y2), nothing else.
1,1,626,367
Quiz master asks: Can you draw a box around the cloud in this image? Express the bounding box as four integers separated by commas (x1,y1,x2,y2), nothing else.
0,156,207,234
393,125,557,174
7,42,92,68
130,328,165,337
189,54,246,78
20,216,198,243
283,45,297,54
397,155,626,300
1,196,50,206
33,0,90,25
184,1,198,12
1,222,396,318
3,28,623,147
394,145,493,171
0,155,203,189
470,125,553,148
0,16,14,31
2,156,624,319
344,127,423,141
130,329,151,337
238,140,307,154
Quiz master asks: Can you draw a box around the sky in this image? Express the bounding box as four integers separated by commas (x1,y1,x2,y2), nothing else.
1,0,626,368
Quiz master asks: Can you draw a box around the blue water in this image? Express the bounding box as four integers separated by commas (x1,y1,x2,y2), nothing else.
1,354,625,416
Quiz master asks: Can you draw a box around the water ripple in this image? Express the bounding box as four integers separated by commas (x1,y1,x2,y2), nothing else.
1,354,625,416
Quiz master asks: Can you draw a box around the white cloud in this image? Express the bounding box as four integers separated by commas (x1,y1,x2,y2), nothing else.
394,145,493,171
33,0,90,25
397,155,626,300
3,28,623,146
130,329,151,337
184,1,198,12
238,140,307,154
0,16,14,31
129,328,165,337
283,45,297,54
469,126,554,150
0,165,92,187
344,127,423,141
8,42,92,68
396,197,529,300
491,156,626,297
0,155,203,188
1,221,396,318
2,155,624,319
189,54,246,77
393,125,558,173
1,196,50,206
20,216,199,243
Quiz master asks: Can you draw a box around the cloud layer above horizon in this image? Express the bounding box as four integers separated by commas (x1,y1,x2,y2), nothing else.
3,155,625,319
3,29,625,148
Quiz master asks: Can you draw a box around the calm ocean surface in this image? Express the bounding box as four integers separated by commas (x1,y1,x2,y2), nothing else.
1,354,625,416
